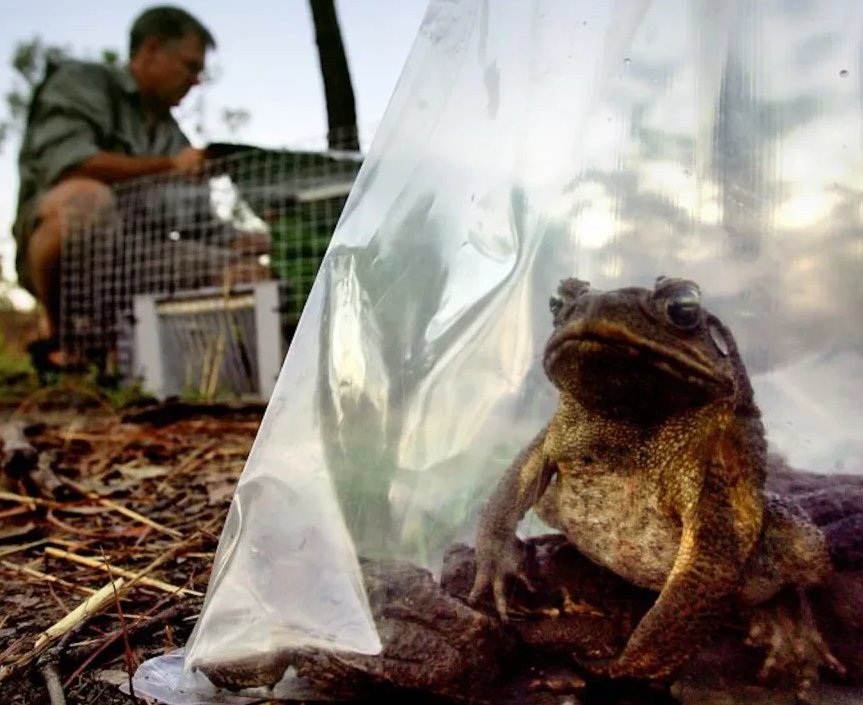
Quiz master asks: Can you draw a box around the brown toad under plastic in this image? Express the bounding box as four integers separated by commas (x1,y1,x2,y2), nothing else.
199,278,863,703
470,276,842,691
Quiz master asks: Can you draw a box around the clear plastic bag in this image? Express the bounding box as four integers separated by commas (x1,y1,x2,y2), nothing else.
135,0,863,700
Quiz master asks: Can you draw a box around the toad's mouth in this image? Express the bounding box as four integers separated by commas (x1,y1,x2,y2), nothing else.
543,320,733,393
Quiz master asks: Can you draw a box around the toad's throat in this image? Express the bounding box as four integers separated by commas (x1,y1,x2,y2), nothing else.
544,320,731,391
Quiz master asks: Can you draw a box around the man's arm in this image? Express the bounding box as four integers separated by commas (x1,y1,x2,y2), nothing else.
27,62,204,186
66,147,204,182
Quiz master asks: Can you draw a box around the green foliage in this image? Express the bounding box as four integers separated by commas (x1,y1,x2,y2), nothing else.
92,375,155,410
0,284,39,400
101,49,120,67
229,149,361,322
12,38,69,88
0,38,71,147
0,361,156,409
0,318,156,408
5,88,30,122
270,200,344,322
0,332,38,402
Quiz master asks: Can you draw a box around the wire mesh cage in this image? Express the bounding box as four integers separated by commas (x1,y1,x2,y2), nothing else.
59,145,362,397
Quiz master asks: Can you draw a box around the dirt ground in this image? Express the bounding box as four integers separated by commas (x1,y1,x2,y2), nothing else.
0,393,264,705
2,390,863,705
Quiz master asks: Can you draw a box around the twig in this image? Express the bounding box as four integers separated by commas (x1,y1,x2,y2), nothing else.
0,633,30,665
44,489,178,540
0,537,50,559
0,504,32,520
155,439,222,491
44,608,102,705
46,580,71,613
44,547,202,597
104,551,138,701
58,430,114,443
38,655,67,705
34,578,126,650
64,602,186,690
45,509,148,540
205,331,228,400
0,575,126,684
0,490,58,509
120,530,208,595
1,560,97,596
96,497,183,539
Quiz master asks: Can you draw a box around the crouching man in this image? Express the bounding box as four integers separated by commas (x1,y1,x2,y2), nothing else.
13,5,215,371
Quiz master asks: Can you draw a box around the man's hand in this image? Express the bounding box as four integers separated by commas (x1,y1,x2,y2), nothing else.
170,147,206,175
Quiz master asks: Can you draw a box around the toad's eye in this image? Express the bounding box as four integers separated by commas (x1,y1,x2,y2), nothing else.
549,295,564,317
664,284,702,329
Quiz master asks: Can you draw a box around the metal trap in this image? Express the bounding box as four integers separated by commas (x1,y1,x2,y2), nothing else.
132,281,282,400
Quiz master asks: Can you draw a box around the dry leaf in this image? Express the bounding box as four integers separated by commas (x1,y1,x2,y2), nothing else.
206,480,237,506
96,669,130,686
119,464,171,481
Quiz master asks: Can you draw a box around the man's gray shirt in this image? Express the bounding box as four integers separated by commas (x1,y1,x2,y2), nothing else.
13,60,189,288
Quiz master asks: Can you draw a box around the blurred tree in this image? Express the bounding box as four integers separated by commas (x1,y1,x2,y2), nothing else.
0,39,120,153
308,0,360,151
2,12,359,152
0,39,246,151
221,106,251,137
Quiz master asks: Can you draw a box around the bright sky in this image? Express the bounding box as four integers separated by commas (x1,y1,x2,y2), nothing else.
0,0,429,295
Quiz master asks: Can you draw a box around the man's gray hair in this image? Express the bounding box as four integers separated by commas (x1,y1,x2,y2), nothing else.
129,5,216,57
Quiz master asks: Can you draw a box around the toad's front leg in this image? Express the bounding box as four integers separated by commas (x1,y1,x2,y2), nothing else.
589,466,764,682
469,426,556,618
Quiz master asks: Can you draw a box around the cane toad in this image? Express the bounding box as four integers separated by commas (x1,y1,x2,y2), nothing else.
469,277,841,687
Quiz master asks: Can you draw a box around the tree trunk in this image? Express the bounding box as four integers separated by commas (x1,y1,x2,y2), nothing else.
308,0,360,151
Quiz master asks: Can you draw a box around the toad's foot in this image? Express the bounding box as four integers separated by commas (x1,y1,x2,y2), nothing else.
468,535,536,620
507,587,606,621
746,588,846,697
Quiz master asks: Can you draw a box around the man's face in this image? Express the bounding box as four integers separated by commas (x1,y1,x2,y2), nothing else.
141,33,206,107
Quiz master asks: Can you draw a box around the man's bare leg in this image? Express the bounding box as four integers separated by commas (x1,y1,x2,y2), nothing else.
26,178,115,362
